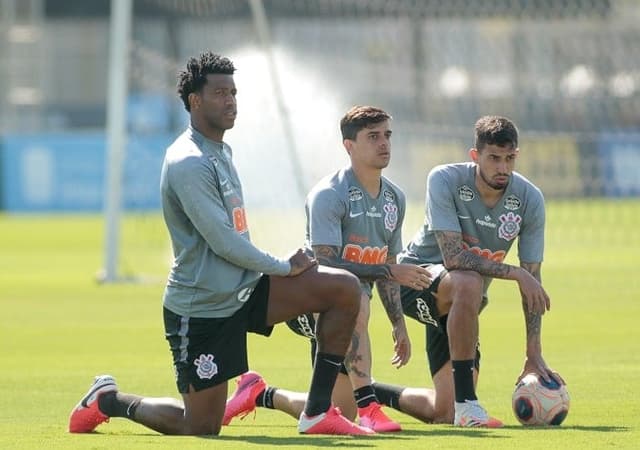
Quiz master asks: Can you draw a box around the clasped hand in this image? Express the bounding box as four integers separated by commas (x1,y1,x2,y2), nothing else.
391,263,433,290
286,248,318,277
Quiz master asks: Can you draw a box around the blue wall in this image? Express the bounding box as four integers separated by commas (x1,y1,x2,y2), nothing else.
1,131,638,212
0,133,175,212
598,133,640,197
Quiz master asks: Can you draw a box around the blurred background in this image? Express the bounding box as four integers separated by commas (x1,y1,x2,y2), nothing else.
1,4,639,446
0,0,639,279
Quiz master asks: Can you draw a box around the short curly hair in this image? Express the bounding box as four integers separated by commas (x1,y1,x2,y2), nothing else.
177,51,236,112
474,115,519,150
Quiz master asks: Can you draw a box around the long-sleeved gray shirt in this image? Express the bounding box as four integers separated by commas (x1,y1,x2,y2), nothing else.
160,126,291,318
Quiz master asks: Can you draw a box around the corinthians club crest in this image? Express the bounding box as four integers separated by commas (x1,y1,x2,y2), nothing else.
194,354,218,379
383,202,398,232
498,211,522,241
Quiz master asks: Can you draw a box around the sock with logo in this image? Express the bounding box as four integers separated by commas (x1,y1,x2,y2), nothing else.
452,359,477,403
372,382,404,411
354,385,378,408
255,386,277,409
98,391,143,420
304,352,343,417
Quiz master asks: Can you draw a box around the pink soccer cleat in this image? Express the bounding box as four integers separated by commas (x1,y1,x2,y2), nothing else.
222,371,267,426
298,406,375,435
358,401,402,432
68,375,118,433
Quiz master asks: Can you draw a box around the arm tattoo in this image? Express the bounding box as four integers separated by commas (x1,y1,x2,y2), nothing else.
522,262,542,340
312,245,392,281
376,278,404,327
434,230,511,278
525,309,542,340
374,253,404,326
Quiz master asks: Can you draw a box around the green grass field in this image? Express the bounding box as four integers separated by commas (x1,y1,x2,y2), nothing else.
1,199,639,449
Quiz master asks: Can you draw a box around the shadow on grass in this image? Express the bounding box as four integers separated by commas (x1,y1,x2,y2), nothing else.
96,424,630,445
393,428,504,439
203,427,505,445
198,433,408,447
503,425,631,433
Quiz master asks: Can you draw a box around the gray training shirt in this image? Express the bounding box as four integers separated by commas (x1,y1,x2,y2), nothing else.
399,162,545,294
160,126,290,318
305,167,406,298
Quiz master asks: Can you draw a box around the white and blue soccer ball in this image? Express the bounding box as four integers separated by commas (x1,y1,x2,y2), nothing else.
512,373,570,426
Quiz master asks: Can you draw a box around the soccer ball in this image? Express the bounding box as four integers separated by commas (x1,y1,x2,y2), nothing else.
512,373,570,426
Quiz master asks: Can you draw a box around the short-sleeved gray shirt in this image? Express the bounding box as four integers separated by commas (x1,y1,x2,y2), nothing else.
305,167,406,297
399,162,545,293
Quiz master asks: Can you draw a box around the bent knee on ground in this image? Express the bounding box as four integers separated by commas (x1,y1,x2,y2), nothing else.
432,393,455,424
183,420,221,436
432,409,454,424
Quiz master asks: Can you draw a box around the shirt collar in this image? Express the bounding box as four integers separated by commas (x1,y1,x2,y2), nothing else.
187,125,226,153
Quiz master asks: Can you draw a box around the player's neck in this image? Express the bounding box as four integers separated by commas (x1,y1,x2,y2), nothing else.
190,118,225,143
351,165,382,198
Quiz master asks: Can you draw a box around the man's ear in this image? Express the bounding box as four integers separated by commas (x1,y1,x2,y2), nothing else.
188,92,200,110
469,147,478,162
343,139,354,155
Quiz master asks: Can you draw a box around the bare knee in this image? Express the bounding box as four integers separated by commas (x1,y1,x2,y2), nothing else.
183,419,221,436
342,270,361,299
432,387,455,424
314,270,360,354
433,406,454,424
450,271,484,310
431,393,455,424
180,384,226,436
330,269,361,314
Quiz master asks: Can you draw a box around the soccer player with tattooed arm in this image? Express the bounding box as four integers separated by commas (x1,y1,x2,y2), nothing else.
364,115,565,427
222,105,433,433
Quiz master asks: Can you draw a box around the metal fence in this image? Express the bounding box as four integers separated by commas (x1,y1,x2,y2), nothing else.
1,0,639,210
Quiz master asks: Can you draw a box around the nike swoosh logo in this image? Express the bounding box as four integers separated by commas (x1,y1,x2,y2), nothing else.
457,215,471,219
126,402,136,417
237,288,252,303
220,178,229,186
349,211,364,218
322,359,343,367
80,382,116,408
